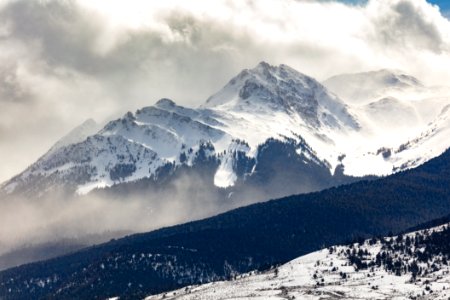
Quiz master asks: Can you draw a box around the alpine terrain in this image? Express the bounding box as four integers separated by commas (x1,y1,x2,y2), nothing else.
1,62,449,206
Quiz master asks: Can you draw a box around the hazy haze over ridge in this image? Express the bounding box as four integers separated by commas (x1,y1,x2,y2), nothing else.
0,0,450,182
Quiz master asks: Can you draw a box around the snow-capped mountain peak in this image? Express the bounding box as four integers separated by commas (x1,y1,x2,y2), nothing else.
204,61,359,130
48,118,99,153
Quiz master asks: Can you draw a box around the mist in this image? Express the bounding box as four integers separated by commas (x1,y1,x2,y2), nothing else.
0,155,309,264
0,184,191,255
0,168,268,261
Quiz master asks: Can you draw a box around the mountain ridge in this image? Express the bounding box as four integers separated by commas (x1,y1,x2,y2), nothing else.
2,62,449,200
0,62,362,198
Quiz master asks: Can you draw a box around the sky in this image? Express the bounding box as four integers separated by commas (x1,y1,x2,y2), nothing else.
1,0,450,183
415,0,449,13
425,0,450,17
340,0,450,13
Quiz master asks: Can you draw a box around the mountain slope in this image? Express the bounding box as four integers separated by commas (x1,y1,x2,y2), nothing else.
147,221,450,300
0,148,449,299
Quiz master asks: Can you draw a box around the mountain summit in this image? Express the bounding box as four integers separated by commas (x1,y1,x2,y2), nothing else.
204,61,359,130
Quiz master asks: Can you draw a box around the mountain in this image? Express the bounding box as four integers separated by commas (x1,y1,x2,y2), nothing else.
203,61,359,130
323,69,450,129
322,69,450,177
146,221,450,300
1,63,449,201
48,118,100,153
0,62,365,203
0,147,449,299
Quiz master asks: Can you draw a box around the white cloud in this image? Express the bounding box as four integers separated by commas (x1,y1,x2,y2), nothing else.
0,0,450,182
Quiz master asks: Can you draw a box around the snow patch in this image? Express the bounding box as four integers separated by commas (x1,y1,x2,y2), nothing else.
214,156,237,188
76,181,110,195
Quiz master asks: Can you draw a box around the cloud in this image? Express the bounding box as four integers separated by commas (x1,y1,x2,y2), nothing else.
367,0,447,53
0,0,450,182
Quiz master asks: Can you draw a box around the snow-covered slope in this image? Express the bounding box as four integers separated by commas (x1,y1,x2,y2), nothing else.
2,62,450,198
146,223,450,300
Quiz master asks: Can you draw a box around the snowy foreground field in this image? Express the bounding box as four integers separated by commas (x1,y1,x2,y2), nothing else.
145,225,450,300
